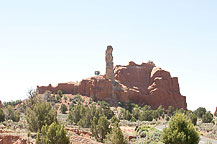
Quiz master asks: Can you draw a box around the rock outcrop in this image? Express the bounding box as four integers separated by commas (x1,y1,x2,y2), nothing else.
214,107,217,116
37,46,187,110
0,135,27,144
0,101,2,108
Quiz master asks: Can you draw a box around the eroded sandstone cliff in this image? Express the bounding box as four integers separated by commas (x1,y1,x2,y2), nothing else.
37,46,187,109
37,62,187,109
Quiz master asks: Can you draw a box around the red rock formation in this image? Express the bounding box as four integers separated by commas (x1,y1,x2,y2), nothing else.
37,46,187,109
214,107,217,116
0,135,27,144
37,61,187,110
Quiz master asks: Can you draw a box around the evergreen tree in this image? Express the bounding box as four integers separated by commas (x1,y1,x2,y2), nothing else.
162,113,200,144
91,115,111,142
60,104,67,114
105,122,127,144
26,101,57,132
36,122,70,144
0,109,5,122
194,107,206,118
202,111,213,123
5,105,20,122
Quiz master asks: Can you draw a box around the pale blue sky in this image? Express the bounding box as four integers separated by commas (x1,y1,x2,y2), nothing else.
0,0,216,112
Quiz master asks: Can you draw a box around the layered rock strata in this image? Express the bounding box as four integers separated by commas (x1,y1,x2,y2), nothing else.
37,46,187,109
37,61,187,109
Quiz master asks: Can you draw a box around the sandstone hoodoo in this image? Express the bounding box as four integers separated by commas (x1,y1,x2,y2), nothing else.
37,46,187,109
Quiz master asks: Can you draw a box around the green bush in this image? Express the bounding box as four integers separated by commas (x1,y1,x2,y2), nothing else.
189,113,197,125
166,106,175,116
194,107,206,118
162,113,200,144
132,108,140,120
57,90,63,98
5,105,20,122
139,110,153,121
119,108,132,121
64,96,67,102
60,104,67,114
105,122,127,144
202,111,213,123
26,101,57,132
0,109,5,122
36,122,70,144
56,95,61,102
91,115,111,142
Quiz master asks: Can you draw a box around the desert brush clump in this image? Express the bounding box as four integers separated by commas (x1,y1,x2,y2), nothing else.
36,122,70,144
105,122,128,144
26,100,57,132
60,104,68,114
162,113,200,144
5,105,20,122
91,115,111,142
0,108,5,122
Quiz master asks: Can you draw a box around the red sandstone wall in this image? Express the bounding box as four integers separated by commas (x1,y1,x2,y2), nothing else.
37,62,187,110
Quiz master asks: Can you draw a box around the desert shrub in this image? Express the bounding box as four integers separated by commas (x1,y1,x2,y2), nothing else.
125,103,134,113
188,113,197,125
64,96,67,102
36,122,70,144
166,106,175,116
56,95,61,102
69,103,74,111
132,108,140,120
202,111,213,123
119,108,132,121
162,113,200,144
176,108,186,114
98,101,114,119
5,105,20,122
68,103,86,125
60,104,67,114
130,116,136,122
0,109,5,122
68,103,100,128
57,90,63,98
194,107,206,118
91,115,111,142
105,122,128,144
142,105,152,111
165,115,170,121
26,101,57,132
111,115,120,124
118,101,124,107
139,110,153,121
156,105,164,117
3,100,22,107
